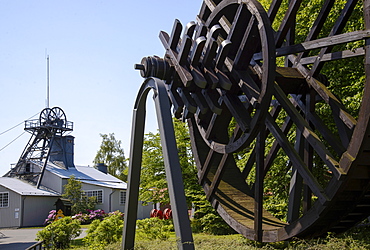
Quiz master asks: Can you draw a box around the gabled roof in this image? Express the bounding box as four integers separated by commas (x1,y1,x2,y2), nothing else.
36,161,127,190
0,177,60,196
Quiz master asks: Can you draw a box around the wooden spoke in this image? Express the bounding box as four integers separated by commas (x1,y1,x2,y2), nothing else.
234,16,260,70
267,0,283,22
254,128,265,241
273,82,345,179
265,114,330,205
291,95,346,155
296,0,335,62
309,0,359,75
275,0,303,48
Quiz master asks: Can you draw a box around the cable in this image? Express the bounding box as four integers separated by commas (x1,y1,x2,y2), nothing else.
0,132,26,152
0,112,39,136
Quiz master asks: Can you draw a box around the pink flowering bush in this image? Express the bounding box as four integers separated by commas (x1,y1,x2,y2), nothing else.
71,209,106,224
44,210,56,225
87,209,106,221
71,212,90,224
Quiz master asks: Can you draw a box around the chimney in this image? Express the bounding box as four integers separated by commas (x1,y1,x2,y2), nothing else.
49,135,75,169
96,163,108,174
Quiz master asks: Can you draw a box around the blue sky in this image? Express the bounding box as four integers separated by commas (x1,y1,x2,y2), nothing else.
0,0,201,175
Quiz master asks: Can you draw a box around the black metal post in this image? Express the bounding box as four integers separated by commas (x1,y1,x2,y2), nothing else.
122,78,194,250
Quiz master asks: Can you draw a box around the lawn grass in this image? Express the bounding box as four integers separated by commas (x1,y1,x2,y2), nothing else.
70,225,370,249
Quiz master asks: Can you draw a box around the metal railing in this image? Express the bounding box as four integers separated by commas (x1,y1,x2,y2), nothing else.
25,241,44,250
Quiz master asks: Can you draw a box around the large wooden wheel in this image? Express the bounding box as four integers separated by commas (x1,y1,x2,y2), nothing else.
135,0,370,242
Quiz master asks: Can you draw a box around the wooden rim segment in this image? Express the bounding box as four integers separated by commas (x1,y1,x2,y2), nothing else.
195,0,276,154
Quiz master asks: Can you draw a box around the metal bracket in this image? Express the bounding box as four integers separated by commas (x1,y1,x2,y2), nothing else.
122,77,194,250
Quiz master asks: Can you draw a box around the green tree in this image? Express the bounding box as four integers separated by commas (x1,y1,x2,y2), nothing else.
93,133,128,181
139,118,202,205
62,175,97,214
139,119,234,234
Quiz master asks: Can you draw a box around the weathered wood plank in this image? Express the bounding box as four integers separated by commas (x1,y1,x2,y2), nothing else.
255,129,265,242
290,54,357,132
273,82,345,179
310,0,359,75
296,0,335,61
267,0,283,23
265,113,330,205
159,31,193,86
254,30,370,61
291,95,346,156
275,0,303,47
299,48,365,65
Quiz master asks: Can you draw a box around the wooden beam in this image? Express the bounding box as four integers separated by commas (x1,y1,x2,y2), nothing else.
254,128,265,242
265,113,330,205
273,82,345,179
309,0,359,75
206,153,230,200
198,149,215,185
234,16,260,70
299,48,365,65
296,0,335,61
227,3,252,58
274,0,303,48
291,54,357,132
254,30,370,60
291,95,346,156
268,0,283,23
159,31,193,87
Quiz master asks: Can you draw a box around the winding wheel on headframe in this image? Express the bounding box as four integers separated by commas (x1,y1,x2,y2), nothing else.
135,0,370,242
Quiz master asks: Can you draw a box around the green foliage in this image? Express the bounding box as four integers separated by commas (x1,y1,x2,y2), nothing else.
139,119,202,206
62,176,97,215
190,192,235,235
139,119,232,234
36,216,81,249
135,217,173,241
93,133,128,181
83,213,124,249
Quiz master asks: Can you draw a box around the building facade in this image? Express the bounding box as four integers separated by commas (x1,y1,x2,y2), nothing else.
1,135,151,228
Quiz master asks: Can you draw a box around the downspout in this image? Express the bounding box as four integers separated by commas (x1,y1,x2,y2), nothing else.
109,189,116,212
20,196,26,227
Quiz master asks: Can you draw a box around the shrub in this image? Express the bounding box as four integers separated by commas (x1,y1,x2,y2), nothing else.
196,213,235,235
87,209,106,221
36,216,81,249
83,213,124,249
72,209,107,224
44,210,57,225
71,212,90,224
136,217,173,240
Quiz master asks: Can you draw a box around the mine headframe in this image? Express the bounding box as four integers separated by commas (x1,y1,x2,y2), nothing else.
5,107,73,188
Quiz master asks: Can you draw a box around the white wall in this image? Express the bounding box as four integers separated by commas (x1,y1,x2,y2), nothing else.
0,187,21,228
22,196,59,227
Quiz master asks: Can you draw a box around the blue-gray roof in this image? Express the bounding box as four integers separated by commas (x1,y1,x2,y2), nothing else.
44,162,127,190
0,177,60,196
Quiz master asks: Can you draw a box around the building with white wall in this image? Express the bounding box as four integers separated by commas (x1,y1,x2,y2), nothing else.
1,108,151,227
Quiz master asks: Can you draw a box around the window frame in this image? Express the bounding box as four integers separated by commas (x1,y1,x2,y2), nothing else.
0,192,9,208
120,191,126,205
84,190,103,204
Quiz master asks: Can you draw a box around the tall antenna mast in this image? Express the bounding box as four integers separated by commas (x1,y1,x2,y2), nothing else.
46,55,50,108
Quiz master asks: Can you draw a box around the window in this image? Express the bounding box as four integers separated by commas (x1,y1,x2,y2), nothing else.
0,192,9,208
120,191,126,205
85,190,103,204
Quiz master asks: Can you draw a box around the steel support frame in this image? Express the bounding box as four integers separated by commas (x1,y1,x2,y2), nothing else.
122,77,194,250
